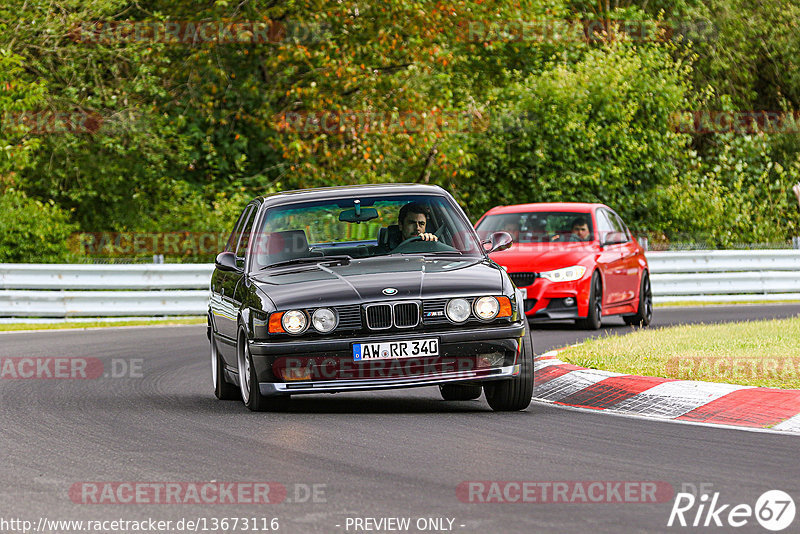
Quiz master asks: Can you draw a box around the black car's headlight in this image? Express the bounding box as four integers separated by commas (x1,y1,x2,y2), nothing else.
311,308,337,333
474,296,500,321
281,310,308,334
446,298,471,323
446,296,513,323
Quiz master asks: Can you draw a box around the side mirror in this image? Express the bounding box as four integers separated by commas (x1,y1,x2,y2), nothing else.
215,251,241,272
483,231,513,253
601,231,628,246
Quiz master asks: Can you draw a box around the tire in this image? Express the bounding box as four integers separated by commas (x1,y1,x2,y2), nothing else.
211,330,239,400
484,317,534,412
577,272,602,330
439,384,483,401
237,328,289,412
624,271,653,327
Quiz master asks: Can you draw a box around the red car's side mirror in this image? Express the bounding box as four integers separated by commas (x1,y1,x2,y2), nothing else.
483,231,513,253
601,231,628,246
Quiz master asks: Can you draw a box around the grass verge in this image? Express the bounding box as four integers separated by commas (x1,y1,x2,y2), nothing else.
559,317,800,389
0,317,206,332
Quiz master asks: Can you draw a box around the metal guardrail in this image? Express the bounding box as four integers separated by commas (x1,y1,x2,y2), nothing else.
0,251,798,317
0,264,213,290
647,250,800,303
0,264,213,317
0,290,209,317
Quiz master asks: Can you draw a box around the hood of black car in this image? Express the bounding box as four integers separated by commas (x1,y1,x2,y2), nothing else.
250,256,504,309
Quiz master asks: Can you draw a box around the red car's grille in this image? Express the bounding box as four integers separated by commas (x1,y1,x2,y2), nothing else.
508,272,539,287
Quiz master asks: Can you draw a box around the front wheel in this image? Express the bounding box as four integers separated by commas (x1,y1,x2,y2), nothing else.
237,328,289,412
577,273,602,330
484,318,534,411
439,384,483,401
624,271,653,327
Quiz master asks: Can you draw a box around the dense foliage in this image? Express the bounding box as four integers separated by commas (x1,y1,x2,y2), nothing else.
1,0,799,260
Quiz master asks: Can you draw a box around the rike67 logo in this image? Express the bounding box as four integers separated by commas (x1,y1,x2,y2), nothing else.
668,487,795,531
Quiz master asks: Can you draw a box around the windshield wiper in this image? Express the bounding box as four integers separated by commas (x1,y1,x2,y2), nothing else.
423,251,464,256
259,255,352,270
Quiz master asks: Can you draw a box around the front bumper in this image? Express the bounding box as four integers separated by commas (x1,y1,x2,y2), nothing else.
520,277,590,321
259,364,520,396
245,322,525,396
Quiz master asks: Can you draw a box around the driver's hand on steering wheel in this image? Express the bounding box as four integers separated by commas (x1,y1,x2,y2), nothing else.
418,232,438,241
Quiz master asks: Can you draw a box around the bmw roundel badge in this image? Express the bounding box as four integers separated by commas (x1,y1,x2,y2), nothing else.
382,287,398,296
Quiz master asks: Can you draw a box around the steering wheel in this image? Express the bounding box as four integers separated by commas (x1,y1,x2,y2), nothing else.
392,235,458,253
395,236,423,248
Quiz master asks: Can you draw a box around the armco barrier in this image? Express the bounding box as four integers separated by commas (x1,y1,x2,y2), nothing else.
0,251,798,317
647,250,800,303
0,264,213,317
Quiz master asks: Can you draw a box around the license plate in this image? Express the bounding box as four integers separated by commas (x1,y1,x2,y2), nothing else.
353,338,439,361
520,287,527,299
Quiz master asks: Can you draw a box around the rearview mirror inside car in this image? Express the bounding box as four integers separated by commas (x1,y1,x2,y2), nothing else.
339,207,379,223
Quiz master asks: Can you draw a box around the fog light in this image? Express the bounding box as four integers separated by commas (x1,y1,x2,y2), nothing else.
564,297,575,307
279,363,312,381
477,352,506,368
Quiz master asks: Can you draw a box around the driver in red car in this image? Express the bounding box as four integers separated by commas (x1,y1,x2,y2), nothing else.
399,202,438,242
569,217,591,242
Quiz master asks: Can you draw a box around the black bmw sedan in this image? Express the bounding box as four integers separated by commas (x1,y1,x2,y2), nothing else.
208,184,533,411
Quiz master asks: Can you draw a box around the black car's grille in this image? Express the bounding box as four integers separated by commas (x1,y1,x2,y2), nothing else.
366,304,392,330
363,302,420,330
508,272,539,287
336,305,362,330
394,302,419,328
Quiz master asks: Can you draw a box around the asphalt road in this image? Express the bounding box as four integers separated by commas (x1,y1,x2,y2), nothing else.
1,304,798,534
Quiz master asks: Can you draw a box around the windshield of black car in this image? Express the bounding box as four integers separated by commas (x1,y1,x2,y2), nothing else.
475,211,594,243
250,194,483,269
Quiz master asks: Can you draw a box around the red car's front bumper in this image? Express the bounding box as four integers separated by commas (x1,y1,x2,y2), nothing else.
517,275,592,321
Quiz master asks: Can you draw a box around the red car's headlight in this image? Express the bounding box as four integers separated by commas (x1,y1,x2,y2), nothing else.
539,266,586,282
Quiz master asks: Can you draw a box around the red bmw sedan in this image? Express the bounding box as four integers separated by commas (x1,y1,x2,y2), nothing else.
475,203,652,329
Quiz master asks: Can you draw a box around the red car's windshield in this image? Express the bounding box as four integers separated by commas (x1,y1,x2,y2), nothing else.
476,212,594,244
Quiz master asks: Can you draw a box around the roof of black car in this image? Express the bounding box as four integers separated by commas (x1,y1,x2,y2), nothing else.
257,183,449,205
